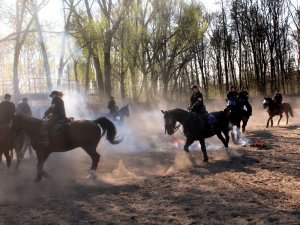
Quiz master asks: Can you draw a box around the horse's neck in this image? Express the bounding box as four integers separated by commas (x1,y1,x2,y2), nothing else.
173,110,188,124
22,118,42,136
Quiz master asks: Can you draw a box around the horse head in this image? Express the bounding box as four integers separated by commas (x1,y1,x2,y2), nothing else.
161,110,177,135
119,104,130,117
263,97,272,109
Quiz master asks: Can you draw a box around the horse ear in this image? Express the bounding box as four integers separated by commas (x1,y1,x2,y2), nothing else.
161,110,165,114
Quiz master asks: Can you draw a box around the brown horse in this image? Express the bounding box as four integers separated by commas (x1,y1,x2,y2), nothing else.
0,124,25,169
263,97,294,128
10,115,121,182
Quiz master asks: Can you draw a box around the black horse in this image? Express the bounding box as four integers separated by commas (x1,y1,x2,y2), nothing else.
161,109,229,162
10,115,121,182
106,105,130,125
224,98,251,143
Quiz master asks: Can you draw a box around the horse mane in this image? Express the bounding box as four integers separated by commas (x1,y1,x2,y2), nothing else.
16,115,43,129
20,115,43,123
264,97,272,101
167,108,187,114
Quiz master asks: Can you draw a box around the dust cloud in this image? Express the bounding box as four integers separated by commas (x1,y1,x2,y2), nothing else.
0,93,298,203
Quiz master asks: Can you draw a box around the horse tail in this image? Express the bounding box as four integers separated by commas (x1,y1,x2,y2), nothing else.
288,104,294,117
94,117,122,144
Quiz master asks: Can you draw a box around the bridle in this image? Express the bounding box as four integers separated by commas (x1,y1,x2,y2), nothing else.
165,123,182,134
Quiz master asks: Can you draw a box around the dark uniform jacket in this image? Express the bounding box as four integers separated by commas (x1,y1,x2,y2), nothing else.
190,91,206,114
227,91,239,100
108,100,118,114
44,96,66,122
0,101,16,124
239,90,249,101
16,102,32,117
273,93,282,105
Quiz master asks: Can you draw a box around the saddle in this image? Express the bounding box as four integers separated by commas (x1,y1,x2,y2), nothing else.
185,112,215,133
52,117,73,136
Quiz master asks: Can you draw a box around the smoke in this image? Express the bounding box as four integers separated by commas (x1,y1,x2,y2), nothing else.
1,94,299,203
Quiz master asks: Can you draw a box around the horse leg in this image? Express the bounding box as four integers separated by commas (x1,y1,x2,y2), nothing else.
285,111,289,125
242,117,249,133
10,149,13,160
230,127,236,144
28,145,34,157
216,132,227,148
183,137,197,166
84,148,100,179
198,138,209,162
35,150,50,182
236,125,241,144
277,114,283,126
267,117,271,128
222,127,230,148
183,137,194,152
4,151,11,168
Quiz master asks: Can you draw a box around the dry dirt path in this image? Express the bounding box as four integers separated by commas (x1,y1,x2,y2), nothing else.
0,100,299,225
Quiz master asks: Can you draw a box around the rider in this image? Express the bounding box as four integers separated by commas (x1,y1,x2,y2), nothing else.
226,85,239,106
188,84,207,114
107,96,119,117
187,84,212,131
16,97,32,117
40,91,67,145
273,90,283,109
0,93,16,125
238,87,252,116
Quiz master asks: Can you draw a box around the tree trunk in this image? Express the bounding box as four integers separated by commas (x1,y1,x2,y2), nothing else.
34,10,52,90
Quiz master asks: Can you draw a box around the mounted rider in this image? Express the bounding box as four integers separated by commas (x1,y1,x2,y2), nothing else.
40,91,67,145
0,94,16,125
107,96,119,118
188,84,207,115
186,84,213,132
273,90,282,109
226,85,239,107
238,87,252,116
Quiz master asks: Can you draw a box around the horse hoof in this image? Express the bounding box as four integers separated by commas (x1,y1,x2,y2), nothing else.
86,170,97,180
86,174,97,180
203,158,209,162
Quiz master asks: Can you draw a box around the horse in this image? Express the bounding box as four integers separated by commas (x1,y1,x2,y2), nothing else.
0,124,25,169
105,105,130,125
161,109,229,162
263,97,294,128
10,115,121,182
224,100,251,144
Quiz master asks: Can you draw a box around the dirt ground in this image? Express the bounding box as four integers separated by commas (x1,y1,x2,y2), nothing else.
0,97,299,225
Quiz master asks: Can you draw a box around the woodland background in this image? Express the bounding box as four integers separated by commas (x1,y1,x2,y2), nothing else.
0,0,299,103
